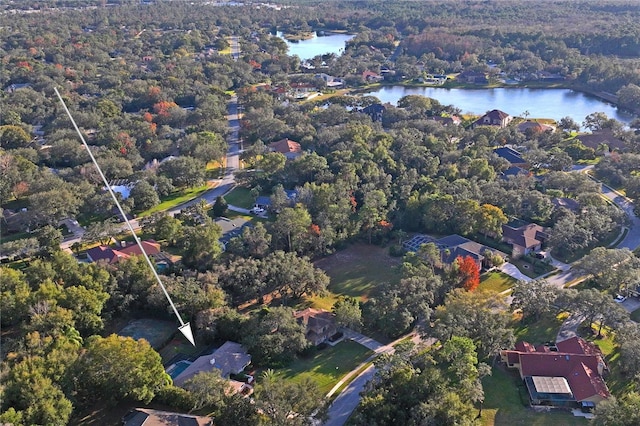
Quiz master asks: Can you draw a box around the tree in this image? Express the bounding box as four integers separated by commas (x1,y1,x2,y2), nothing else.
130,180,160,212
180,221,223,271
263,251,329,302
0,125,31,149
0,267,31,325
181,131,227,164
243,306,309,366
82,219,120,246
144,213,184,245
511,279,558,321
332,296,362,330
73,334,170,405
255,369,325,426
226,221,271,258
28,187,82,227
182,370,230,412
35,225,62,257
594,393,640,426
574,247,640,293
475,203,508,237
2,360,73,426
270,205,312,252
212,195,228,217
216,393,260,426
455,256,480,291
159,156,206,188
431,289,514,359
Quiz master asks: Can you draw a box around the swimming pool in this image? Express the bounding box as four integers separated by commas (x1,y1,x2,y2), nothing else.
167,360,192,380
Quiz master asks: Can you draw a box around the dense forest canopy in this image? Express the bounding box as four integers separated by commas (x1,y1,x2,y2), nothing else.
2,0,640,424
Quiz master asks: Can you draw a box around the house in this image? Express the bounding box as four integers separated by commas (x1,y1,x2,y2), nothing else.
86,240,162,264
495,146,528,168
501,166,530,180
254,189,298,210
269,138,302,160
474,109,513,128
552,197,581,212
431,115,462,126
361,103,386,122
457,70,488,84
500,337,610,407
172,341,251,387
402,234,505,270
5,83,32,93
294,308,337,346
434,234,504,270
517,120,555,134
576,129,627,153
315,73,344,87
122,408,213,426
502,221,548,258
362,70,383,82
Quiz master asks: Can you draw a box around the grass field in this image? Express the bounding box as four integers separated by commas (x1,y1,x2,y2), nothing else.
137,183,213,217
312,243,403,306
275,340,373,395
509,257,556,279
223,186,255,209
512,312,567,345
480,271,517,293
481,366,588,426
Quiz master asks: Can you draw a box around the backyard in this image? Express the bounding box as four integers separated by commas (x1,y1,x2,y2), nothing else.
481,366,589,426
274,340,373,395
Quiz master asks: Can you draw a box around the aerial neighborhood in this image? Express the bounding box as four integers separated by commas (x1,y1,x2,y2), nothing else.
3,1,640,426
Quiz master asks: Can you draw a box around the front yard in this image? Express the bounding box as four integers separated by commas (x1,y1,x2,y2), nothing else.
480,271,517,293
275,340,373,395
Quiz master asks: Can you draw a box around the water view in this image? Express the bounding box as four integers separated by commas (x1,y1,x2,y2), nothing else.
360,86,635,125
277,31,354,61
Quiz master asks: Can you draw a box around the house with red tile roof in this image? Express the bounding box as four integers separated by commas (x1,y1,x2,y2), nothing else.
500,337,610,407
362,70,383,82
269,138,302,160
86,240,161,264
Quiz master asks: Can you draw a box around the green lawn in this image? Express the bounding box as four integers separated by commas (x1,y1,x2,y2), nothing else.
480,271,517,293
481,366,588,426
275,340,373,395
137,184,213,217
512,312,567,346
223,186,255,209
313,243,403,303
509,257,556,279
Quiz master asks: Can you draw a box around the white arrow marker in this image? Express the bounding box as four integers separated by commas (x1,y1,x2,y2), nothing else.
54,87,196,347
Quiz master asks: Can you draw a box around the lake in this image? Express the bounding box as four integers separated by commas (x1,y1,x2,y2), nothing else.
360,86,635,125
277,31,354,61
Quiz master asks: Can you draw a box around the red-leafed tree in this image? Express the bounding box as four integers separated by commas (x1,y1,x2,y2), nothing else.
456,255,480,291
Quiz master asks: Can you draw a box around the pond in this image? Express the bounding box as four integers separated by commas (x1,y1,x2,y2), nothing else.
277,31,354,61
359,86,635,125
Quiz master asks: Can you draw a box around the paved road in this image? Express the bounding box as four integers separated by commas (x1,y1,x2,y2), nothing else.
323,331,434,426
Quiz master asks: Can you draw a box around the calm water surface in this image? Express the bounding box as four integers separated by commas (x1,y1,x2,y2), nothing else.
277,31,354,61
360,86,634,125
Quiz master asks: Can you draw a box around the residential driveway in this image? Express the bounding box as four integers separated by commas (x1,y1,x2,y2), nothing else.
556,313,585,342
621,297,640,313
499,262,531,282
341,328,384,352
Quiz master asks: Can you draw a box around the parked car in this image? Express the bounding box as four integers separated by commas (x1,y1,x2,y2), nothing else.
250,207,265,215
614,294,627,303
